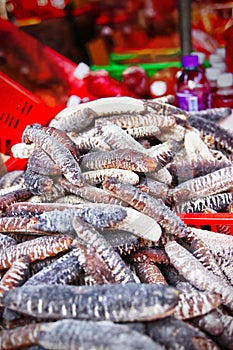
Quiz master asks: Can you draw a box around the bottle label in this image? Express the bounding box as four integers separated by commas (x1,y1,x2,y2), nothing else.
176,92,210,111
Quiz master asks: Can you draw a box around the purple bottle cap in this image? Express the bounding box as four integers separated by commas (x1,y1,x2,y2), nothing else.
182,55,199,68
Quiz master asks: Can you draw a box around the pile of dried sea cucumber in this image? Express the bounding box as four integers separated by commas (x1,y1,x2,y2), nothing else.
0,96,233,349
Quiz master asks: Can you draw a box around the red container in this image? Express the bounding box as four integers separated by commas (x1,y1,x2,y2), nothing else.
225,22,233,74
178,213,233,236
0,71,63,155
0,19,92,171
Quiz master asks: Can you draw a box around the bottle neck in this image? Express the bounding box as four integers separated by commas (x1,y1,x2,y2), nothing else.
183,65,200,71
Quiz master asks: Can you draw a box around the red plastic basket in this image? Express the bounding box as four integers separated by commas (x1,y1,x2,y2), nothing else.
0,19,84,171
0,71,65,171
178,213,233,236
0,71,63,155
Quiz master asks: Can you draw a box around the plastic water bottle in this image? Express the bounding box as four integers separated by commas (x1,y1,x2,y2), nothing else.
176,55,211,111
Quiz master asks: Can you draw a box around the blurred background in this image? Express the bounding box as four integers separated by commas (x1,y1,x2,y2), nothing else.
1,0,233,65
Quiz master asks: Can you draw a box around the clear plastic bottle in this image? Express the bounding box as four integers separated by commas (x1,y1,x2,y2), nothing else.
212,72,233,108
176,55,211,111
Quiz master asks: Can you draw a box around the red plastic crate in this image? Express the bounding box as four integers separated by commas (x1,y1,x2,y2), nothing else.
0,70,65,171
178,213,233,235
0,71,63,156
0,19,88,171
